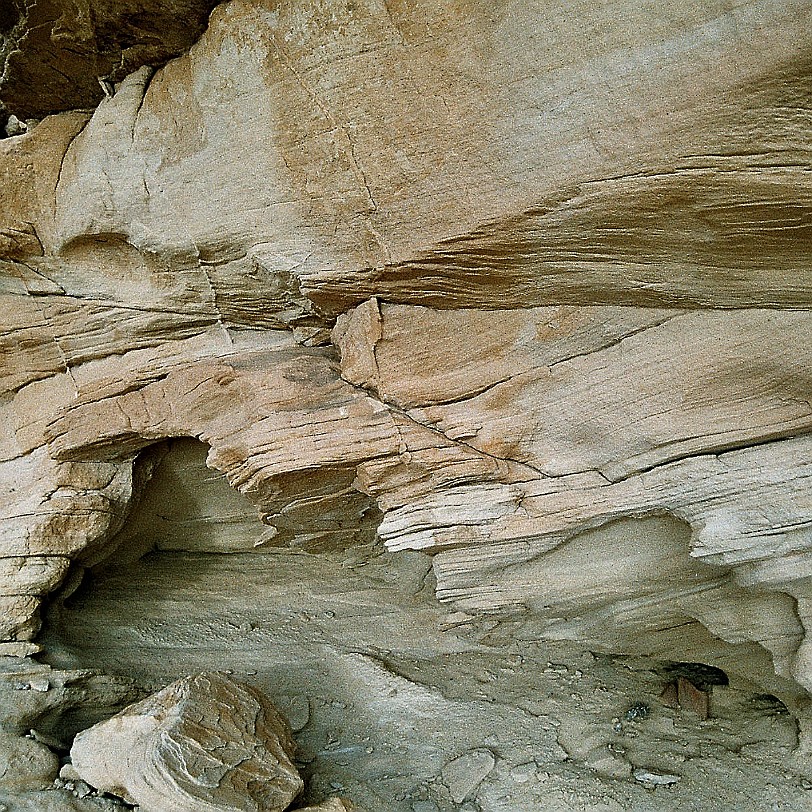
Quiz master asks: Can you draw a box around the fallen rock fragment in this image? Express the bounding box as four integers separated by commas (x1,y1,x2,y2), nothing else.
509,761,537,783
441,749,495,804
677,677,710,720
633,768,682,787
584,745,632,780
659,677,710,720
70,672,303,812
623,702,650,722
0,734,60,791
660,682,679,708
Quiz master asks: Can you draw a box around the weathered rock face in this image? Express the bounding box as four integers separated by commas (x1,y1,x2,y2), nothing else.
1,0,811,810
70,672,303,812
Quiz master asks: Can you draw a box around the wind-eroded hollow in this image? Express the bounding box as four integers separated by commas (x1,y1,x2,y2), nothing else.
38,437,447,683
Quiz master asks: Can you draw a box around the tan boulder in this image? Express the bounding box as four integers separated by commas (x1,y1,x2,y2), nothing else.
71,672,303,812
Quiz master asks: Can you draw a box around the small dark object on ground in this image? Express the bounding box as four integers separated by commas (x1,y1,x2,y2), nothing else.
624,702,650,722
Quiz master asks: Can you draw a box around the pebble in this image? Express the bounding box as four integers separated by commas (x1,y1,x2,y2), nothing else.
29,677,50,692
633,768,681,786
59,763,81,781
585,745,631,780
4,115,26,137
74,779,93,797
441,749,496,804
509,762,537,783
624,703,650,722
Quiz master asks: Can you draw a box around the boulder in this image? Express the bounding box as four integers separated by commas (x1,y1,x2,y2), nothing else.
71,672,303,812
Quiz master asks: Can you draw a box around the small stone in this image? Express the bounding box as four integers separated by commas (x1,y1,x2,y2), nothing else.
4,115,26,137
584,745,631,780
660,681,679,708
509,762,537,783
74,778,93,797
441,749,495,804
60,763,81,781
624,702,650,722
28,677,50,692
0,733,60,791
633,768,682,786
677,677,709,720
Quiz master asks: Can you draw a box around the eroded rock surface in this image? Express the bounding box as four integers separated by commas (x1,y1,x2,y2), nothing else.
1,0,811,810
70,672,303,812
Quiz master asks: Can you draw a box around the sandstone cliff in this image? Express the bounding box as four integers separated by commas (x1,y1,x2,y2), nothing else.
1,2,811,810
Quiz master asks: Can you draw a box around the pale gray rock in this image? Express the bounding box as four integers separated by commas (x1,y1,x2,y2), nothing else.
633,769,682,786
70,672,303,812
440,749,495,804
584,746,632,780
3,116,26,137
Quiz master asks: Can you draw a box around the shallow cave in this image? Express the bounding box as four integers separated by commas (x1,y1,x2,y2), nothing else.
32,440,805,811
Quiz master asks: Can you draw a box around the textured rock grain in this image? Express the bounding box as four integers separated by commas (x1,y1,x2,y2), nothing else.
1,0,811,809
70,672,303,812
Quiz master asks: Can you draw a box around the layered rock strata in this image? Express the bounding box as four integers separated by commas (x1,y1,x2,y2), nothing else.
0,0,811,809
